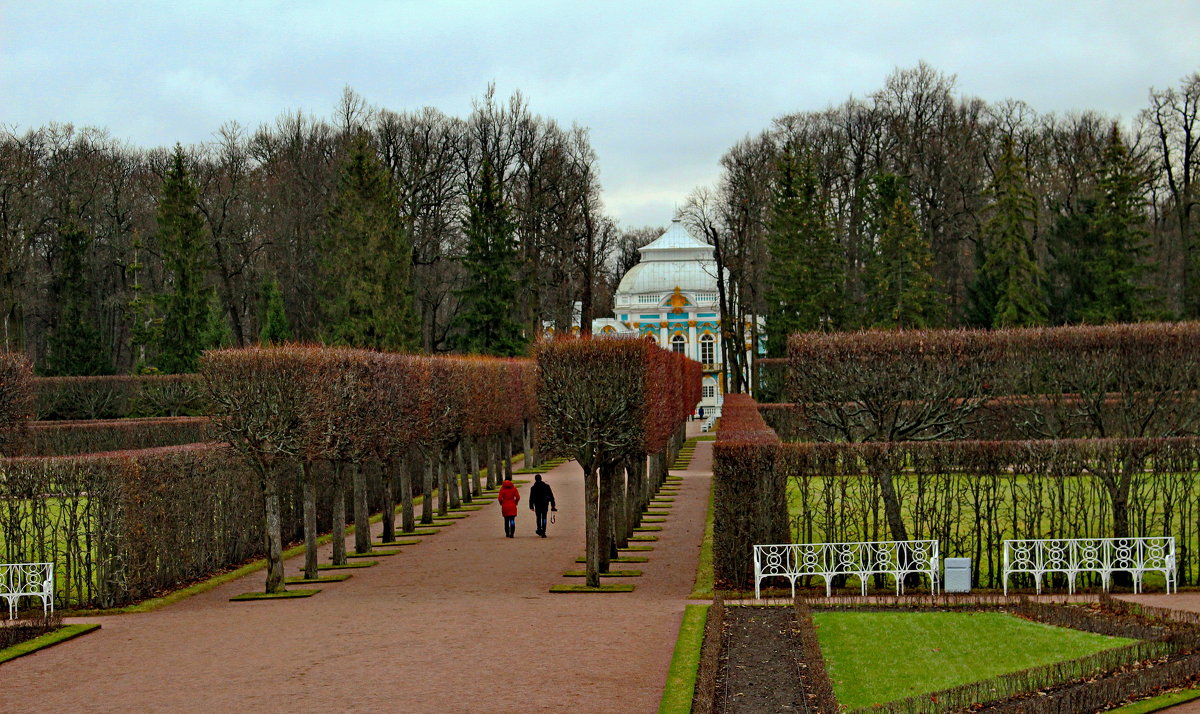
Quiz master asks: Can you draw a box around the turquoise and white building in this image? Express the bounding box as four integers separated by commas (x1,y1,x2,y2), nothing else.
591,219,759,417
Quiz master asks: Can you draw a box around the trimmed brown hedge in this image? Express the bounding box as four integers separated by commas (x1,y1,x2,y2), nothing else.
34,374,204,420
784,437,1200,587
712,394,787,589
0,351,32,454
691,598,726,714
793,600,840,712
0,444,266,608
535,337,700,586
786,323,1200,442
17,417,211,457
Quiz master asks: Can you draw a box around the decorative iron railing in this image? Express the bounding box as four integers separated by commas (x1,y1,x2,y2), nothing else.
2,561,54,618
1002,537,1176,595
753,540,939,598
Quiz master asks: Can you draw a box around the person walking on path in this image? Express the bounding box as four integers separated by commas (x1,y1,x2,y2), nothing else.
498,479,520,538
528,474,557,537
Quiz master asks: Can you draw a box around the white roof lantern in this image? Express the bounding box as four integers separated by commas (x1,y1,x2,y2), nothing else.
616,220,721,298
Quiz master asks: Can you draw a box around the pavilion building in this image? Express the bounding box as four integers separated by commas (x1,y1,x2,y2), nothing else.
588,219,759,417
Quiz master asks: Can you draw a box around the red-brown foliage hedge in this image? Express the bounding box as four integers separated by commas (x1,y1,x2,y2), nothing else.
35,374,203,420
0,351,32,453
786,323,1200,441
713,394,787,588
0,443,263,608
536,337,700,465
17,416,210,457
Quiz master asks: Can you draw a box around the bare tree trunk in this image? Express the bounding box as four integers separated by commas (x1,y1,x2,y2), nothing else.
599,461,616,571
627,454,645,531
331,461,348,566
504,428,515,479
613,458,628,548
523,418,534,467
456,442,470,504
470,440,482,497
584,463,600,588
400,450,416,533
381,458,397,543
353,461,371,554
301,461,318,580
486,437,499,490
260,462,286,593
422,452,435,524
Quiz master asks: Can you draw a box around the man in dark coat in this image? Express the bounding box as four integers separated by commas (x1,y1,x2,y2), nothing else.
528,474,557,538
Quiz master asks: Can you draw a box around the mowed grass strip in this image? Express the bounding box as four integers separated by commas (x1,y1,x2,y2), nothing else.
0,623,101,664
813,611,1136,709
549,584,635,593
230,589,320,601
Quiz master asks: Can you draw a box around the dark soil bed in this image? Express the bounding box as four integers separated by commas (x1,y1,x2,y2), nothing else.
714,606,809,712
1,614,62,650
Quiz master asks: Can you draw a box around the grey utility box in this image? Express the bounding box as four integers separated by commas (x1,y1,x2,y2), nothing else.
944,558,972,593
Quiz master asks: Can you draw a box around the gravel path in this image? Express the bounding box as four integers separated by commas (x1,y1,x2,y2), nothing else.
2,427,712,713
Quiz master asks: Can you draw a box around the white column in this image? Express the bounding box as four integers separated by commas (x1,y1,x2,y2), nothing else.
687,316,697,360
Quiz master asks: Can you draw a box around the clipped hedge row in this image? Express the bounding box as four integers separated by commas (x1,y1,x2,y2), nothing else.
34,374,204,420
0,444,265,608
784,437,1200,587
712,394,787,589
786,323,1200,442
535,337,701,586
16,417,211,457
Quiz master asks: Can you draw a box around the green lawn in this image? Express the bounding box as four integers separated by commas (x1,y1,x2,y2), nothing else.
813,611,1135,708
785,474,1186,590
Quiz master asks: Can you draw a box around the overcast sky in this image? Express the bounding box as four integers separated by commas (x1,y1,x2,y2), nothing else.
2,1,1197,227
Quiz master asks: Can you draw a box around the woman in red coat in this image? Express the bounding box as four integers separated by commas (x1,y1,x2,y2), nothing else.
498,479,521,538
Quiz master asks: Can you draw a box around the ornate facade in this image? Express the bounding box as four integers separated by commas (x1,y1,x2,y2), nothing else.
590,219,757,416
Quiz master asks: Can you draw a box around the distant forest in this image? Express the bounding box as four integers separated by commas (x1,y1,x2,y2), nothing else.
681,63,1200,391
3,65,1197,378
1,86,646,374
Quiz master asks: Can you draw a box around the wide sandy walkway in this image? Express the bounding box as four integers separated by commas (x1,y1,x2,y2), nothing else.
2,427,712,713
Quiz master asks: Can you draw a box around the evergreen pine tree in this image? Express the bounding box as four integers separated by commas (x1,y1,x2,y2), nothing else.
1049,127,1153,323
44,221,111,376
259,279,293,345
154,145,212,374
320,131,420,350
200,291,234,349
763,143,845,357
863,174,944,329
970,136,1047,328
1087,127,1153,322
452,159,527,356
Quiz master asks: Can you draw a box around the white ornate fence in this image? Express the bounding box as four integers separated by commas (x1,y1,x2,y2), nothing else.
753,540,939,598
1002,537,1176,595
1,562,54,619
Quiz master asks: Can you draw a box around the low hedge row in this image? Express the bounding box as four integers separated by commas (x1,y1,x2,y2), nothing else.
786,323,1200,443
34,374,204,420
0,440,419,609
16,417,211,457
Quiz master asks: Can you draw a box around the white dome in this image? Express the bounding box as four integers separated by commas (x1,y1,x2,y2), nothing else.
616,221,720,297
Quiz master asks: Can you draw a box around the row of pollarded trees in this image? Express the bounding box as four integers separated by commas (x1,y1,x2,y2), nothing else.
536,337,702,587
200,346,533,593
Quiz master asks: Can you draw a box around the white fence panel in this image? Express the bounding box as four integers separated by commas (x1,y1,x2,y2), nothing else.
753,540,939,598
1002,537,1175,595
1,562,55,619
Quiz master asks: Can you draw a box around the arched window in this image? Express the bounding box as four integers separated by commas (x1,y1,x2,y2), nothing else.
646,335,657,345
700,334,715,364
671,334,686,355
